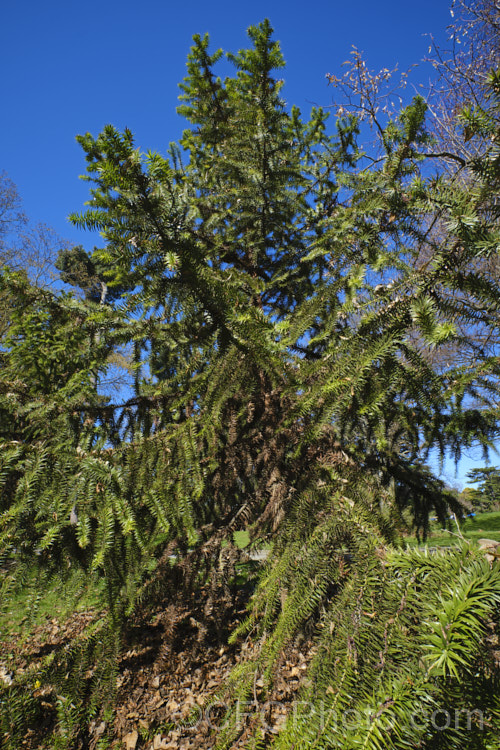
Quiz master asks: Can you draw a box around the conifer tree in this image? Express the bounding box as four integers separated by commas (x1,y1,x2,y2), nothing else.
1,19,500,749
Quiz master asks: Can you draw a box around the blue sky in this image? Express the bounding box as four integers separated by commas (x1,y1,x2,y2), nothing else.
1,0,492,487
1,0,452,243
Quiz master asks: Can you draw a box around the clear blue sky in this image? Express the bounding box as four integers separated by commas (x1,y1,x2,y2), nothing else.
2,0,492,488
1,0,452,242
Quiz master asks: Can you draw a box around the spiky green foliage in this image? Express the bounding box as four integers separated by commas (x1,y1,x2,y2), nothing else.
218,506,500,749
1,20,500,749
0,614,119,749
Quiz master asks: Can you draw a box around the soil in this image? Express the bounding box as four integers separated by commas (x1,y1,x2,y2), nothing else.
0,581,314,750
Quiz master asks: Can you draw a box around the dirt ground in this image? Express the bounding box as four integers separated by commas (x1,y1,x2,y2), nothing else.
0,580,314,750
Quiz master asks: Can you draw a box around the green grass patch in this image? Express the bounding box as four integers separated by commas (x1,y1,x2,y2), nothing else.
461,510,500,532
233,530,250,549
0,568,104,641
402,510,500,548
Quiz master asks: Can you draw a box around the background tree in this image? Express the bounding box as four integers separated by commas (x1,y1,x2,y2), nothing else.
466,465,500,510
0,171,70,289
0,171,26,259
427,0,500,165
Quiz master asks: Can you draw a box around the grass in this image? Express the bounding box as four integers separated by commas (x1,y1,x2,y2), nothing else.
462,510,500,532
233,530,250,548
403,510,500,547
1,533,254,643
0,567,104,641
